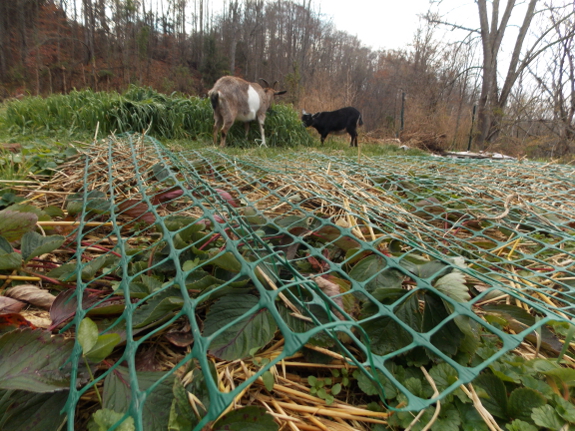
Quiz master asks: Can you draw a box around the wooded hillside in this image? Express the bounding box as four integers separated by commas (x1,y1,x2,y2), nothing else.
1,0,573,156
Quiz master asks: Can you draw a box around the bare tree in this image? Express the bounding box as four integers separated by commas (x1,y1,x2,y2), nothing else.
474,0,538,148
527,2,575,155
429,0,575,150
547,2,575,152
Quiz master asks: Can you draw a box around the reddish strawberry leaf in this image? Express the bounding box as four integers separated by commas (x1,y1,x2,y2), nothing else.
315,225,361,251
117,200,155,225
215,189,238,207
151,186,185,205
164,329,194,347
0,297,26,314
135,346,162,371
0,313,36,335
49,289,99,329
307,255,329,272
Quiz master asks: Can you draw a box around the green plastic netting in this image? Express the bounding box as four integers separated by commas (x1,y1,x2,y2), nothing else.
50,134,575,430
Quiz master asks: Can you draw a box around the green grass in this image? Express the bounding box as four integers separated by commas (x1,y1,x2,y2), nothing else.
176,133,426,158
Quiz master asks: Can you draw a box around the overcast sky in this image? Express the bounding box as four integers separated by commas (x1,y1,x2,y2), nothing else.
207,0,481,52
209,0,540,55
316,0,433,51
314,0,543,54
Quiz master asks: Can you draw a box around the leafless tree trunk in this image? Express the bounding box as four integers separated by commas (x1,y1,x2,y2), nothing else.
226,0,241,75
528,2,575,155
549,3,575,151
474,0,537,149
0,1,8,81
83,0,97,88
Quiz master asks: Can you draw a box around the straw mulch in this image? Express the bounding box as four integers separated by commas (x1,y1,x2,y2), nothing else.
3,135,575,431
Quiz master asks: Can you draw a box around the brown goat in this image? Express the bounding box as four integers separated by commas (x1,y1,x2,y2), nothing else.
208,76,286,147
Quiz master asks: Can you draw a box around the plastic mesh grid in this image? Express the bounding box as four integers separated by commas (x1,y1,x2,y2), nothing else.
58,135,575,430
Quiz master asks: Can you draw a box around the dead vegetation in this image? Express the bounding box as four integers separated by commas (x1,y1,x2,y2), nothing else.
2,135,575,430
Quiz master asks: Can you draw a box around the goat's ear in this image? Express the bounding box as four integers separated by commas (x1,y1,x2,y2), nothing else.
274,90,287,96
302,109,308,115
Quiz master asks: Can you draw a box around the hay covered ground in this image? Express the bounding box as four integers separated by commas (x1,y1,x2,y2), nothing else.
2,133,575,431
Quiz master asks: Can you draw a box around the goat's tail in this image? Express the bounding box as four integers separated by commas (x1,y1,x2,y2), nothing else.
209,91,219,111
358,113,364,126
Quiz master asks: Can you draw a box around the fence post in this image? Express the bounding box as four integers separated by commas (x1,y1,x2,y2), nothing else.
400,92,405,135
467,104,477,152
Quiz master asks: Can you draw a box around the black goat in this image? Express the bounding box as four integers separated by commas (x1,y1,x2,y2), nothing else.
301,107,363,147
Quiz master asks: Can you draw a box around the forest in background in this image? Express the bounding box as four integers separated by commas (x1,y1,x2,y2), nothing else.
0,0,574,157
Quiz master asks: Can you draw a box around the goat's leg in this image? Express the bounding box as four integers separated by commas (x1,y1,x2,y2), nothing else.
212,125,218,146
348,129,358,147
213,115,222,146
220,121,233,148
257,118,267,147
244,122,250,139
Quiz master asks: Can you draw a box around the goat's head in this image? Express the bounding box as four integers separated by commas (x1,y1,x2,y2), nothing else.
259,78,286,98
301,109,316,127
